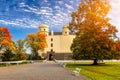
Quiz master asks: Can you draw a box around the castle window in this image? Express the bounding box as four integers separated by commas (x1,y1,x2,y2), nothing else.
44,29,45,31
51,43,53,47
51,49,53,52
65,32,67,34
51,38,53,41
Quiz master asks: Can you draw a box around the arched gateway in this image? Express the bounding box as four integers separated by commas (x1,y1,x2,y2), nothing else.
47,51,55,61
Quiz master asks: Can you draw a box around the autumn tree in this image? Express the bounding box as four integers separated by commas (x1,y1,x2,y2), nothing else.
0,27,16,61
25,32,47,60
69,0,118,65
14,40,27,60
0,27,12,50
113,40,120,59
2,41,16,61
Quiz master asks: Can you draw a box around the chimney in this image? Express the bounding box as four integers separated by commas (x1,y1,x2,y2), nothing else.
51,30,54,35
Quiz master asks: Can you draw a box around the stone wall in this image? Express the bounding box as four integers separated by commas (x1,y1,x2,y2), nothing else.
54,53,72,60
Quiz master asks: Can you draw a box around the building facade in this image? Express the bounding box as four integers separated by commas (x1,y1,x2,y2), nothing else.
39,24,75,60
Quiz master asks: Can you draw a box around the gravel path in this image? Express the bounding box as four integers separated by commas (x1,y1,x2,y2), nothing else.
0,61,87,80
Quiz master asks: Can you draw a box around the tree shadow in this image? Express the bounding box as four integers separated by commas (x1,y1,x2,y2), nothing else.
67,63,120,79
67,63,115,67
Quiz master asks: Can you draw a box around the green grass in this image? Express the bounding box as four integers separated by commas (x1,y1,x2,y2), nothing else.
66,62,120,80
0,63,7,67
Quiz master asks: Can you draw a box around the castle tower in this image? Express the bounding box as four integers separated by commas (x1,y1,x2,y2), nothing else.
39,24,49,35
62,26,69,35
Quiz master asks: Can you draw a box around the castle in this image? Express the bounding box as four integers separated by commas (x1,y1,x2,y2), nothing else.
38,24,75,60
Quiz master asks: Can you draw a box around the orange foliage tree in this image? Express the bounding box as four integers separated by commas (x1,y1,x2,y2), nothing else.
0,27,17,61
113,40,120,59
69,0,118,65
26,32,47,59
0,27,12,49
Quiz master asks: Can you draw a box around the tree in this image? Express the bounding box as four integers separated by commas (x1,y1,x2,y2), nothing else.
15,40,27,60
113,40,120,59
0,27,16,61
2,41,16,61
25,32,47,60
69,0,118,65
0,27,12,50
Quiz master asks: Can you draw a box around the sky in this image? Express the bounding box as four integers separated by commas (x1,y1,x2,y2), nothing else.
0,0,120,41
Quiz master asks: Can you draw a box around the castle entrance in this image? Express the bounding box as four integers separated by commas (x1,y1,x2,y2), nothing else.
49,53,54,61
47,51,55,61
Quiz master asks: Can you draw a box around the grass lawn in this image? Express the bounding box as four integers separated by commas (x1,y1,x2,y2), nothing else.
66,62,120,80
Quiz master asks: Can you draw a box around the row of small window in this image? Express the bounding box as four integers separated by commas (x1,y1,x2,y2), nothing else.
51,38,53,52
40,29,46,31
51,38,53,47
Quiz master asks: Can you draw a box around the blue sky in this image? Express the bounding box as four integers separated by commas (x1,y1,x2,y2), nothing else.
0,0,120,41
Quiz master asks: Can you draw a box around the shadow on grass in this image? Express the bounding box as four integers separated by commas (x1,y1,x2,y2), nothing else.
67,63,115,67
67,63,120,79
82,66,120,79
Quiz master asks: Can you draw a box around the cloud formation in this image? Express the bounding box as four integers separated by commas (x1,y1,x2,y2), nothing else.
0,0,80,29
0,0,120,34
108,0,120,35
0,18,40,28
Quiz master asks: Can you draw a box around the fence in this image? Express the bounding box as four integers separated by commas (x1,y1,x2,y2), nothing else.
0,60,34,66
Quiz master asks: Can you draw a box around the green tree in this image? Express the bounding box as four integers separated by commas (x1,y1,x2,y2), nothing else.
15,40,27,60
113,40,120,59
2,41,16,61
2,49,14,61
69,0,118,65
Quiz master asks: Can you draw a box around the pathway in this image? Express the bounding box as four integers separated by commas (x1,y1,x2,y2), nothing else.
0,61,87,80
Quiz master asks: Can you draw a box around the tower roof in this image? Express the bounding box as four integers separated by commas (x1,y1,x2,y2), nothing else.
62,26,68,28
39,24,49,28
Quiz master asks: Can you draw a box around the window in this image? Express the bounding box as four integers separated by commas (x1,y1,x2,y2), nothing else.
65,32,67,34
44,29,45,31
51,38,53,41
51,49,53,52
51,43,53,47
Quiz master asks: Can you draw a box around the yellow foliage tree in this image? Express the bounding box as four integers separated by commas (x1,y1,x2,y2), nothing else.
69,0,118,65
26,32,47,59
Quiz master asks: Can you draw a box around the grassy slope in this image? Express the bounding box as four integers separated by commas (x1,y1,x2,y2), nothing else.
66,62,120,80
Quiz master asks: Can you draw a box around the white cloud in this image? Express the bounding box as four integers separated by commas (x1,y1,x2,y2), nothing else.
57,1,64,5
69,0,74,4
2,0,120,38
54,6,61,10
11,0,77,28
108,0,120,36
19,2,26,7
19,4,53,15
65,3,74,10
0,18,40,28
0,20,20,26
